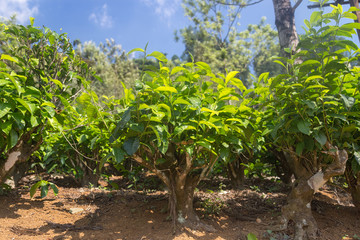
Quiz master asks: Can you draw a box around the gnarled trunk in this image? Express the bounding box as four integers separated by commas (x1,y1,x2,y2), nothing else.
273,143,348,240
132,146,217,231
0,130,42,185
227,155,246,189
345,162,360,210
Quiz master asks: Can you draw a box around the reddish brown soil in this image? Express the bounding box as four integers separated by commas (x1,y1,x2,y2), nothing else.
0,175,359,240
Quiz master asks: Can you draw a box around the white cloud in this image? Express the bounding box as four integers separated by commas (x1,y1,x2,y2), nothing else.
142,0,181,20
89,4,113,28
0,0,39,24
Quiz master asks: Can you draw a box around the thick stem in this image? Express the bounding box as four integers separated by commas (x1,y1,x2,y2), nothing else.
0,132,42,184
227,156,246,189
275,178,318,240
272,150,293,184
132,150,216,232
345,162,360,209
170,172,200,224
273,144,348,240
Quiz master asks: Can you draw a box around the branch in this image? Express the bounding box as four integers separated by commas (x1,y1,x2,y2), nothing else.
213,0,264,7
133,150,171,187
292,0,303,12
61,132,96,161
307,1,350,9
322,142,348,179
223,5,242,42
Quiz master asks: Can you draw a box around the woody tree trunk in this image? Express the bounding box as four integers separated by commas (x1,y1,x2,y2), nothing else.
273,142,348,240
167,171,200,225
272,0,301,55
132,144,217,231
0,128,42,185
345,162,360,210
227,154,249,189
271,149,294,184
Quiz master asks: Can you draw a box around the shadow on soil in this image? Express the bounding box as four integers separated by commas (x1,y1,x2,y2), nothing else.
1,174,360,240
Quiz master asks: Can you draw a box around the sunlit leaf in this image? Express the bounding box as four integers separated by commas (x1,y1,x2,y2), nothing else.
247,233,258,240
147,51,167,63
1,54,18,63
155,86,177,93
0,103,12,118
225,71,238,83
127,48,145,56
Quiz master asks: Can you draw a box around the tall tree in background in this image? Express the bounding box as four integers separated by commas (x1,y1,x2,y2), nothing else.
75,39,139,99
272,0,302,54
177,0,282,85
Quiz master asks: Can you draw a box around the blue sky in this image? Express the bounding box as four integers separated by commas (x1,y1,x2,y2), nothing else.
0,0,354,57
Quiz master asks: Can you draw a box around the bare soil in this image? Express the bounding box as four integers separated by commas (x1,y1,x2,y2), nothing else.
0,174,359,240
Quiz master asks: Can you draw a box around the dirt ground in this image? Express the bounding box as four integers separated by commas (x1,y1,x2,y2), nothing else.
0,174,359,240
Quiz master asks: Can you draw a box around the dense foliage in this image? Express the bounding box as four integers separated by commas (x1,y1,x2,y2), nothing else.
0,1,360,239
0,18,89,187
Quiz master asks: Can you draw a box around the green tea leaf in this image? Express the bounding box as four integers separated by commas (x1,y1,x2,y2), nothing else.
16,98,36,114
1,54,18,63
296,142,305,155
147,51,167,63
30,181,42,198
196,62,211,72
354,152,360,166
225,71,238,83
0,121,12,135
196,140,211,150
127,48,145,56
173,98,191,105
113,146,125,163
155,86,177,93
247,233,258,240
109,107,132,143
40,185,49,198
123,137,140,155
29,58,39,66
310,11,321,25
0,103,12,118
171,66,186,75
30,17,35,26
173,125,196,136
30,115,39,127
9,128,18,148
314,131,327,147
49,183,59,196
158,103,171,119
340,94,355,109
297,120,311,135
